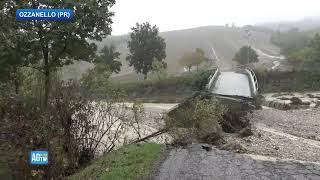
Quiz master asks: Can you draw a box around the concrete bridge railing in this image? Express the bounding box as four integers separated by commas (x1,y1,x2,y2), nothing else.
206,66,259,98
244,67,259,96
206,68,220,91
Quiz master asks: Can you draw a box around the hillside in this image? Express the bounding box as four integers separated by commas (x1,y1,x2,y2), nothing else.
259,17,320,32
100,26,280,80
62,25,281,81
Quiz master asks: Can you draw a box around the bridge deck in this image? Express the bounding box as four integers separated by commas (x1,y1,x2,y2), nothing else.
211,72,252,97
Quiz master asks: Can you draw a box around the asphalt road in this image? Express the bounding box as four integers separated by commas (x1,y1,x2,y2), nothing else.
151,106,320,180
212,72,252,97
154,144,320,180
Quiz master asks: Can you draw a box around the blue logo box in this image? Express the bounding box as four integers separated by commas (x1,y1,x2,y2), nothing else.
30,151,49,165
16,9,74,21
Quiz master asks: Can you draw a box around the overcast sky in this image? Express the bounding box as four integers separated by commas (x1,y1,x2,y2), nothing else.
110,0,320,35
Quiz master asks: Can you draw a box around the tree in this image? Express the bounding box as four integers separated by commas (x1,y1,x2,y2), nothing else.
179,48,206,72
95,45,122,74
233,46,259,65
286,33,320,70
287,47,317,68
311,33,320,58
151,60,167,80
195,48,206,71
126,22,166,79
0,28,34,95
270,28,311,55
0,0,115,106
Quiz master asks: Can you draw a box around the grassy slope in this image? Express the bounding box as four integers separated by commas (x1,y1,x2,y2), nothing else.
259,17,320,32
102,26,279,78
111,70,212,103
69,143,164,180
64,25,279,81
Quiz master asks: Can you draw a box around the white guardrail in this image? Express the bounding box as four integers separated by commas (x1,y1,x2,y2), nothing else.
244,67,259,96
206,66,258,97
206,68,220,91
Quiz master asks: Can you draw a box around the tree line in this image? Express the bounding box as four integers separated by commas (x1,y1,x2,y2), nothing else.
270,28,320,70
0,0,168,106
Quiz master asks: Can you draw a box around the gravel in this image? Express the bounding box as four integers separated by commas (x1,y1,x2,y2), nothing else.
225,108,320,163
249,108,320,141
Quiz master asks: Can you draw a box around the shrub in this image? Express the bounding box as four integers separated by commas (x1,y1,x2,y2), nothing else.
0,80,145,179
166,97,225,144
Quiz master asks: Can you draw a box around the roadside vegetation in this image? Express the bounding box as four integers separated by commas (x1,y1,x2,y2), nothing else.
111,70,212,102
166,97,225,145
69,143,164,180
0,1,169,179
258,28,320,93
255,69,320,93
0,1,180,179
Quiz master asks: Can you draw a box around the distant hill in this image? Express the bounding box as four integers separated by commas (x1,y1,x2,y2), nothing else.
99,25,280,80
62,25,281,81
258,17,320,32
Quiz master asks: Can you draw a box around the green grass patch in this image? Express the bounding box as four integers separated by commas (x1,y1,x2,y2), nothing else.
69,143,164,180
255,70,320,93
111,70,212,100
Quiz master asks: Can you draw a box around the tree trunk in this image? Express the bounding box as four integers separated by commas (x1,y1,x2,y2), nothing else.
14,78,19,95
12,67,19,95
144,74,147,80
43,44,50,107
44,68,50,107
188,66,191,72
131,128,167,144
37,20,50,107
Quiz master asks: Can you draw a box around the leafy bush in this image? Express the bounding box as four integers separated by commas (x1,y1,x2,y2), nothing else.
166,97,225,144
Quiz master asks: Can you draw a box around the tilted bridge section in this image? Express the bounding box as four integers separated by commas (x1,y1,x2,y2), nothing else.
168,66,260,132
206,66,259,99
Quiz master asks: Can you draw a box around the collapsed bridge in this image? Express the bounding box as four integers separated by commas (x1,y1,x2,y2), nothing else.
168,66,260,133
206,66,259,100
